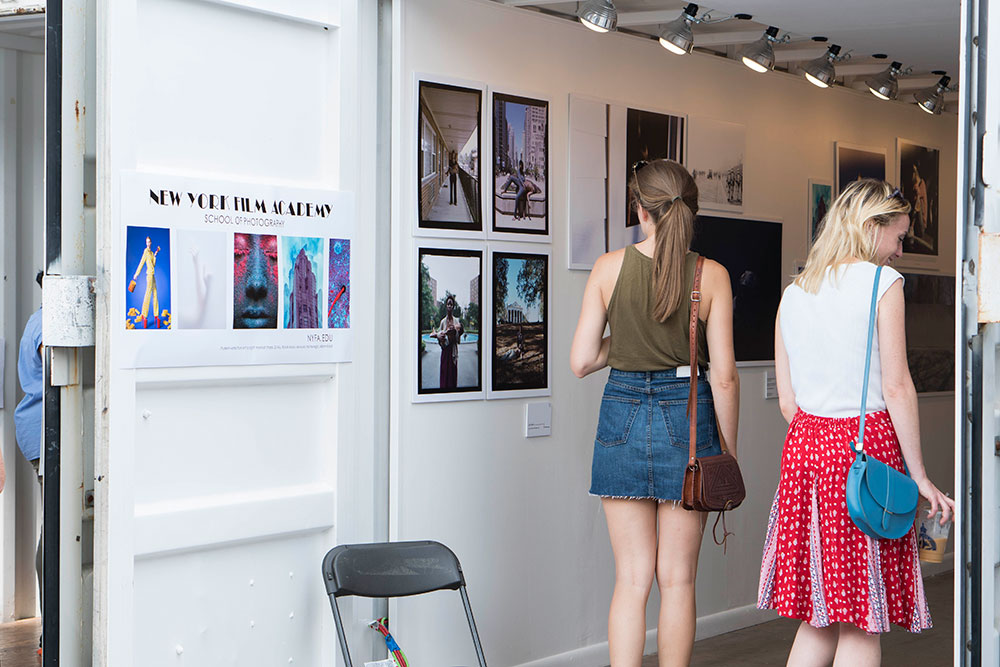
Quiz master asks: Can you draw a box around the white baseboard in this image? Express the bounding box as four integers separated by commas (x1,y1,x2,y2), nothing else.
515,558,954,667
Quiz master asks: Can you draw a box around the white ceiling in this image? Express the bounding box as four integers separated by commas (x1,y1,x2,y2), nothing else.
497,1,960,93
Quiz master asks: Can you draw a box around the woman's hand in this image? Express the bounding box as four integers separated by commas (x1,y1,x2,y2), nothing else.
915,476,955,525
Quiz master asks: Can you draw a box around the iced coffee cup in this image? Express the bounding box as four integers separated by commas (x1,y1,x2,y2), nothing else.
917,509,952,564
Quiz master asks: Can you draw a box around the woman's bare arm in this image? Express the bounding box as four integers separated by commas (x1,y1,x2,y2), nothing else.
570,254,615,378
774,310,797,423
704,260,740,456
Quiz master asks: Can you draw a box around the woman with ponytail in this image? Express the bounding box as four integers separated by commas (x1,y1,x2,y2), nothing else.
571,159,740,666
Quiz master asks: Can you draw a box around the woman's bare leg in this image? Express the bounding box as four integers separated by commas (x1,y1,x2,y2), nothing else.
832,623,880,667
786,622,837,667
603,498,658,667
654,504,706,667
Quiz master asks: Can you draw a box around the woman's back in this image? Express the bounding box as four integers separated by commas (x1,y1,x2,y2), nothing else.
780,262,902,418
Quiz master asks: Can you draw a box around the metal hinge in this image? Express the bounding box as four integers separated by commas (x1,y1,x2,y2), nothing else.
42,275,96,347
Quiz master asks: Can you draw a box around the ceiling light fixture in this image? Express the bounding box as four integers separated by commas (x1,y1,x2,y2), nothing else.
741,26,781,73
803,44,842,88
659,3,699,55
865,61,903,100
914,75,950,114
578,0,617,33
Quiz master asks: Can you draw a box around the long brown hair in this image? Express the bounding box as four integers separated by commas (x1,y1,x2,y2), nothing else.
627,159,699,321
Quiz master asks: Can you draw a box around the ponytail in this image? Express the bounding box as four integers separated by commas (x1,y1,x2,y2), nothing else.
627,159,699,322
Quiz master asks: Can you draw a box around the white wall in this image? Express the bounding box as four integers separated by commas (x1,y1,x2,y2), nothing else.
391,1,959,666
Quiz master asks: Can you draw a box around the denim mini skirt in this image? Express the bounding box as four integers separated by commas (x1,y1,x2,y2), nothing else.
590,368,723,501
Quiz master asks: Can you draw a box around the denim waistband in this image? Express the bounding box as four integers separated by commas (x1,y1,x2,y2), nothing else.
609,367,700,380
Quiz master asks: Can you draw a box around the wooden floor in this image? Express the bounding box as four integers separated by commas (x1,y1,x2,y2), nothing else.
640,573,954,666
0,617,40,667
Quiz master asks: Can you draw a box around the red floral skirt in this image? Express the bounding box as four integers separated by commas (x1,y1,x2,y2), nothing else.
757,410,932,634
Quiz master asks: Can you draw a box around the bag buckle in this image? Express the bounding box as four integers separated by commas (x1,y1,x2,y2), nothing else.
690,290,702,302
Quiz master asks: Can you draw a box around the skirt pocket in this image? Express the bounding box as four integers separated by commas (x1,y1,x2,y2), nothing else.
658,398,717,452
596,396,641,447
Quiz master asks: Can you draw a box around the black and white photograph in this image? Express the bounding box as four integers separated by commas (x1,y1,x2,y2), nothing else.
418,80,483,232
688,118,744,213
490,248,549,396
691,216,782,362
493,92,549,236
625,108,685,227
901,272,954,393
417,247,483,397
835,142,886,194
897,139,940,256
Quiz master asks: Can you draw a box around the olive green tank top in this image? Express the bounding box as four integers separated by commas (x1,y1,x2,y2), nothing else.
606,247,708,371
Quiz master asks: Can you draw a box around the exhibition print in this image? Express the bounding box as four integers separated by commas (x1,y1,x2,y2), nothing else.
281,236,324,329
125,225,171,330
808,180,832,245
568,95,609,270
418,81,483,232
835,143,886,194
418,247,483,396
328,239,351,329
493,92,549,235
233,233,279,330
900,273,954,393
897,139,940,256
491,250,549,394
625,108,685,227
687,118,744,213
691,216,782,362
174,229,227,330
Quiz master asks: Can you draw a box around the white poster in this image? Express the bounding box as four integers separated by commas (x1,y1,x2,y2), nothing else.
688,117,745,213
116,172,354,368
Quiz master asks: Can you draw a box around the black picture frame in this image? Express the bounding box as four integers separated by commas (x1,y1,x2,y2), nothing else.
490,250,549,392
492,92,549,236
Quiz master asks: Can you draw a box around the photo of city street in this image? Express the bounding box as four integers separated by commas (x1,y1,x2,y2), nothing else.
493,93,548,235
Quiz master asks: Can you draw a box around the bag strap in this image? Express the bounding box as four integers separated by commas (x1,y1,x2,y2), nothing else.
854,265,883,454
688,256,705,465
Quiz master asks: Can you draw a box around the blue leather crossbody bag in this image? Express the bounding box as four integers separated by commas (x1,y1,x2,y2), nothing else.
844,265,919,540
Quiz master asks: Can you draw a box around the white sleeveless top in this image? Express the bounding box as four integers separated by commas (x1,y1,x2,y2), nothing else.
779,262,903,418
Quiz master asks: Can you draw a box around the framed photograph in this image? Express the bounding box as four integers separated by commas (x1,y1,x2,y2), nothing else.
691,216,782,363
417,79,484,235
416,245,484,401
625,107,686,226
488,245,550,398
897,138,941,257
491,92,549,239
568,94,609,270
835,142,886,194
900,272,954,393
688,118,744,213
808,179,833,246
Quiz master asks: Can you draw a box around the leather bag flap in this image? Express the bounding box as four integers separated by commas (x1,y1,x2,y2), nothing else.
861,454,918,515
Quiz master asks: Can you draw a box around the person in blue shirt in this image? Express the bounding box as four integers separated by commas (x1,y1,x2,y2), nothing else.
14,270,43,623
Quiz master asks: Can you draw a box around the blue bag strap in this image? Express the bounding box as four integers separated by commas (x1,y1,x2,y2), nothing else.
854,265,882,453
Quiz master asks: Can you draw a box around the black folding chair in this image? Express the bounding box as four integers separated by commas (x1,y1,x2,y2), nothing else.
322,540,488,667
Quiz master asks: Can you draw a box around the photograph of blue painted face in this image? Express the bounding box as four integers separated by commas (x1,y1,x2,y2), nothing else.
125,225,171,330
281,236,324,329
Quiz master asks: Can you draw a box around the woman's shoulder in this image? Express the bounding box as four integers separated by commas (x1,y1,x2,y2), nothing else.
593,247,627,274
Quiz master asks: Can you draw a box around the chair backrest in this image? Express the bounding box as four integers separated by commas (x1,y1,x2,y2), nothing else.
323,540,466,599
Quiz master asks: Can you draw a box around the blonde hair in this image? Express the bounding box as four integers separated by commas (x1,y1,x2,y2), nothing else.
628,159,699,322
796,178,910,293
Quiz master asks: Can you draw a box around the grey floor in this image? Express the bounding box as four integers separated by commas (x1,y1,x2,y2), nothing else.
641,573,954,667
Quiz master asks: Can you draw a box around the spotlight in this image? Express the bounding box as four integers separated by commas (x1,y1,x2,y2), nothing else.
741,26,780,73
659,3,699,55
578,0,617,33
914,75,950,114
866,61,903,100
803,44,841,88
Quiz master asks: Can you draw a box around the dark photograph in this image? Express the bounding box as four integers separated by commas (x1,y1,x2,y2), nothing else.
418,81,482,231
836,143,886,194
901,272,954,392
493,93,549,235
691,216,782,362
898,140,940,256
491,251,548,392
625,108,685,227
418,247,482,395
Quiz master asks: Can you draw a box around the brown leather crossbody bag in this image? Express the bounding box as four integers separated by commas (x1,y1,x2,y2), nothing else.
680,256,746,546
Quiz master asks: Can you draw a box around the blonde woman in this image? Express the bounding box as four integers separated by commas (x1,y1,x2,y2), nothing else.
571,159,739,667
757,179,954,666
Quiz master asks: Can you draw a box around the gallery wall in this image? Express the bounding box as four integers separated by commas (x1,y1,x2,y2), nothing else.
390,1,959,665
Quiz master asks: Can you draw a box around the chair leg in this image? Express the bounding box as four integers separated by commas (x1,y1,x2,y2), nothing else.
329,596,354,667
460,586,488,667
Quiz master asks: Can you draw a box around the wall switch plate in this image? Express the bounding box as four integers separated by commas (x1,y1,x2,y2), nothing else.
525,401,552,438
364,661,395,667
764,370,778,399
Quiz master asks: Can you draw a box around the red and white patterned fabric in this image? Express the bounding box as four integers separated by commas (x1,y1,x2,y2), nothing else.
757,409,932,634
